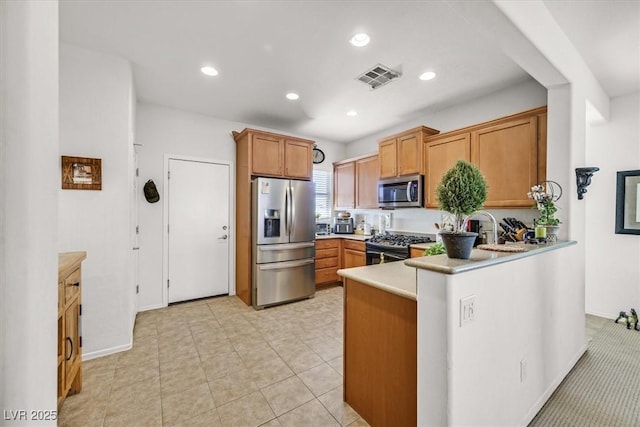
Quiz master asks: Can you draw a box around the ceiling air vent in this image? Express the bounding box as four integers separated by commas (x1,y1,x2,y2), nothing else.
356,64,402,90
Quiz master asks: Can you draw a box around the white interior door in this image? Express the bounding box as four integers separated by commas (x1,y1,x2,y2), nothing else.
168,159,229,303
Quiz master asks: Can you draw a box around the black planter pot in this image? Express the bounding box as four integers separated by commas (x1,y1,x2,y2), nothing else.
440,231,478,259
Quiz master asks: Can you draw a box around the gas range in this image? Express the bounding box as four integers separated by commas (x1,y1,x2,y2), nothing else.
365,233,433,264
367,233,433,248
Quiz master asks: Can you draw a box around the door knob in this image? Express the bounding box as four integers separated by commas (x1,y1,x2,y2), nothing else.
218,235,228,240
222,225,228,230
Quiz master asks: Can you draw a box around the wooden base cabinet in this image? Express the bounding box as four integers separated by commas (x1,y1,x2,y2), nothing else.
342,240,366,269
344,278,417,426
315,239,341,286
58,251,86,408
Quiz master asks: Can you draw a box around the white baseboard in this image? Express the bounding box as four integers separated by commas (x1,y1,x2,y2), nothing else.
82,341,132,361
520,342,588,426
585,309,615,320
138,303,166,312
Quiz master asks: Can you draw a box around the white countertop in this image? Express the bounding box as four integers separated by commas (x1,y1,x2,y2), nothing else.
315,233,370,241
405,240,576,274
337,262,417,300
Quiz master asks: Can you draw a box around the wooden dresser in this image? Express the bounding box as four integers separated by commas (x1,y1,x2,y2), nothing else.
58,251,86,408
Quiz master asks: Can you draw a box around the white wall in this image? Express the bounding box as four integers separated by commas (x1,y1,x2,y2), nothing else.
59,44,136,359
585,91,640,318
136,102,345,310
1,1,59,423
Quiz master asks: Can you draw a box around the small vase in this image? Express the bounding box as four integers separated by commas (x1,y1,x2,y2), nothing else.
440,231,478,259
534,226,547,239
545,225,560,242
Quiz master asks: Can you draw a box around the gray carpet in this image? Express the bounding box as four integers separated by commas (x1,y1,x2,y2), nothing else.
529,321,640,426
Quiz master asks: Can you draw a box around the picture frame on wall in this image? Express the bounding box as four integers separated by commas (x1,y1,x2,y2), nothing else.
615,169,640,235
61,156,102,190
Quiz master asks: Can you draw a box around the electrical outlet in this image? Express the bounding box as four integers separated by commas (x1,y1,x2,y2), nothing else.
460,295,475,327
520,359,527,382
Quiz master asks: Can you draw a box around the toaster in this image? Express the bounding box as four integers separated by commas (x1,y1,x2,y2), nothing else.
315,223,331,235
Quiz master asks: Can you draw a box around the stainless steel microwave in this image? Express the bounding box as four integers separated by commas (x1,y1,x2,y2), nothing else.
378,174,423,208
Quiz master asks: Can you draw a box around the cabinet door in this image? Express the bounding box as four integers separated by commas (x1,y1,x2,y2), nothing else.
334,161,355,209
251,133,283,176
378,139,397,178
343,249,366,269
64,299,81,385
471,117,538,207
284,139,312,179
424,134,471,208
356,155,379,209
397,132,422,176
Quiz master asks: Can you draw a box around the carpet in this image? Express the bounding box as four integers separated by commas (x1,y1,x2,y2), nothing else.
529,321,640,426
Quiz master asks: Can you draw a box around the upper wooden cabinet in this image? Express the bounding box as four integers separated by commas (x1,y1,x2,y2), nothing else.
333,153,379,210
334,161,356,209
422,106,547,209
355,155,379,209
234,128,314,180
378,126,440,178
424,134,471,208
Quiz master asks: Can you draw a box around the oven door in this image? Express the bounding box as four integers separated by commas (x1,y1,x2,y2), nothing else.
365,247,407,265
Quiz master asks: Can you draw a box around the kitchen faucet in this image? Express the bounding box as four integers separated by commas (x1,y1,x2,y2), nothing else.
464,211,498,244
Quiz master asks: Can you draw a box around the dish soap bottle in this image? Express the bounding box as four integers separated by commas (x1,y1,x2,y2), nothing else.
380,253,385,264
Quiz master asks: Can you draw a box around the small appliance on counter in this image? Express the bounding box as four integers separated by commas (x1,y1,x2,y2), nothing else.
315,223,331,235
333,217,354,234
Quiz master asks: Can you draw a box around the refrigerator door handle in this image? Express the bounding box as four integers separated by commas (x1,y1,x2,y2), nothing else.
257,259,315,270
258,242,315,251
284,184,290,236
290,184,295,236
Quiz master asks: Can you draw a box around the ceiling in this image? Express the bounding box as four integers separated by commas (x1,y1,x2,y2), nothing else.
59,1,639,144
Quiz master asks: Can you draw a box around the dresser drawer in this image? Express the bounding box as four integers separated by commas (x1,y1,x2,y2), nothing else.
64,267,81,304
315,267,340,284
317,248,339,259
316,256,339,269
343,239,365,252
316,239,340,250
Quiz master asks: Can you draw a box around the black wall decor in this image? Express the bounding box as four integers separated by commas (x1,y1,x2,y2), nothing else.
615,169,640,235
575,167,599,200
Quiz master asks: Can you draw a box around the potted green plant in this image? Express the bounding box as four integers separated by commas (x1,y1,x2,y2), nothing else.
527,181,562,241
436,160,488,259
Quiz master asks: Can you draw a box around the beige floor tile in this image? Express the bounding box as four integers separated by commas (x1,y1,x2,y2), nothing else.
278,349,324,374
59,393,108,427
159,350,201,372
260,375,315,416
298,363,342,397
247,356,295,389
197,338,236,360
327,356,343,376
103,398,162,427
133,321,158,339
116,341,158,367
304,336,342,361
107,376,160,412
260,418,282,426
217,390,276,427
160,363,208,397
162,382,216,426
111,358,159,390
277,399,340,427
208,367,258,407
318,386,359,426
201,351,246,381
170,408,222,427
346,417,370,426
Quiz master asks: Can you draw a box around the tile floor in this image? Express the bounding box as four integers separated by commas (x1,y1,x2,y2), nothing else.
58,286,368,427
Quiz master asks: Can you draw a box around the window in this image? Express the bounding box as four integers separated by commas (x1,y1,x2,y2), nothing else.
313,170,332,220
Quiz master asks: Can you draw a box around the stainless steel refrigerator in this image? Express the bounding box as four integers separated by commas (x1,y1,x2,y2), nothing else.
252,177,316,309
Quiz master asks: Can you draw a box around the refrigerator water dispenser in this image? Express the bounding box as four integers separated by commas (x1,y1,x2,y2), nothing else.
264,209,280,238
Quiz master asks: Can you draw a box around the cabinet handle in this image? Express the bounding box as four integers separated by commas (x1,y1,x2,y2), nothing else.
71,282,80,287
66,337,73,361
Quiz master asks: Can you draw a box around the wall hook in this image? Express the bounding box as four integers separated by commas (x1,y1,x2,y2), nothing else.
575,167,599,200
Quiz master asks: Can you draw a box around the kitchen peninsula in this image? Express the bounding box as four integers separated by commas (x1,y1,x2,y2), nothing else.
338,240,583,427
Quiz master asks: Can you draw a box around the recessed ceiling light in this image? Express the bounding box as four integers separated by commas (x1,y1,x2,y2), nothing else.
346,111,358,117
200,66,219,76
350,33,370,47
286,92,299,100
419,71,437,81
